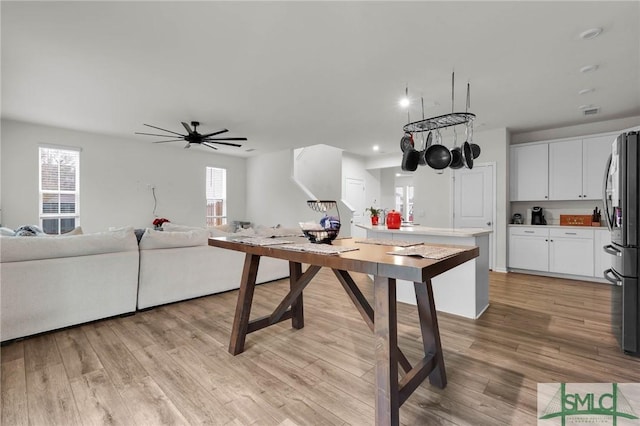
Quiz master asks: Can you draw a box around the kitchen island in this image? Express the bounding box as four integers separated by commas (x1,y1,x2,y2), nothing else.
356,224,491,319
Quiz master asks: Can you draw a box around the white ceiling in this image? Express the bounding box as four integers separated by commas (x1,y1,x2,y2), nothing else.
2,1,639,158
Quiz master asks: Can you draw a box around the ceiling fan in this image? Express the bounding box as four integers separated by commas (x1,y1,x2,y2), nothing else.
135,121,247,150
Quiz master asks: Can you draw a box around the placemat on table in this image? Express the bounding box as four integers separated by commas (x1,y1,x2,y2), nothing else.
355,238,423,247
388,246,467,260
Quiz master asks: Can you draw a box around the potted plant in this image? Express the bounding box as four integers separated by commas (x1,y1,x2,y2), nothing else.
365,207,382,225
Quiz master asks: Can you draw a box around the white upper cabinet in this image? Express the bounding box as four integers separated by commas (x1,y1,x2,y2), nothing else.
582,135,615,200
510,143,548,201
549,139,583,200
511,132,615,202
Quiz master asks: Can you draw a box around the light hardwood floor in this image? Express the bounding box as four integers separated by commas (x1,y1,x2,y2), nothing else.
2,270,640,425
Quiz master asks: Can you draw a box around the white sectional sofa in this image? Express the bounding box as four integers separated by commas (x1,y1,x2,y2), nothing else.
0,224,291,342
0,228,140,342
137,226,290,309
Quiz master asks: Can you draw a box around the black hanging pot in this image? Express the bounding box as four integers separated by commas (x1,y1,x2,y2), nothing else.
462,141,474,169
449,147,464,169
401,147,420,172
425,143,452,170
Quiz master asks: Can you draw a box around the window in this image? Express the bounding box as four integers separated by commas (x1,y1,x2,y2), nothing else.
206,167,227,226
395,185,414,222
39,146,80,234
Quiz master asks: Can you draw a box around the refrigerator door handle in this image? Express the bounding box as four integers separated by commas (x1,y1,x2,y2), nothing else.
604,268,623,286
602,153,614,231
603,244,622,256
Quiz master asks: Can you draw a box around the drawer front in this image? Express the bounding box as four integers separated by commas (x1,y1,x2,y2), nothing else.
509,227,549,237
550,228,593,239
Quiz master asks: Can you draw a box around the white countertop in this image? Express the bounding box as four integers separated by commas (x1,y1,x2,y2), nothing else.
356,223,492,237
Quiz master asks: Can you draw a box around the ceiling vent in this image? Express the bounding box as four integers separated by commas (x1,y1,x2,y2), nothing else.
583,107,600,116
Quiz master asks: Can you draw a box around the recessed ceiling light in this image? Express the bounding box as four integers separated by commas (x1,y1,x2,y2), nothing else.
396,173,401,177
373,145,379,151
578,88,595,95
399,97,410,108
579,27,603,40
580,64,599,73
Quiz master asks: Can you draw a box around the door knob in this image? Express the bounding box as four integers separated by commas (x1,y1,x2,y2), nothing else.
486,221,492,226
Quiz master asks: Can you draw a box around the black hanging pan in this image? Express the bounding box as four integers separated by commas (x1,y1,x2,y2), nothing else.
418,98,430,166
400,132,414,152
418,131,431,166
401,146,420,172
460,82,474,169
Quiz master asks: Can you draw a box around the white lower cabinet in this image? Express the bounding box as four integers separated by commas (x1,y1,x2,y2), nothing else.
508,227,549,271
548,228,594,276
509,226,602,279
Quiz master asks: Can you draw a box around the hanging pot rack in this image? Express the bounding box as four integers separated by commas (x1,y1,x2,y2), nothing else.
403,111,475,133
399,72,479,170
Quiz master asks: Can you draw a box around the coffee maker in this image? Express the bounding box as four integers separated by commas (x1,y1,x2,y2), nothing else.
531,206,547,225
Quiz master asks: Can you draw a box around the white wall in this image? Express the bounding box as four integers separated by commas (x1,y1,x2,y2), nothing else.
245,149,314,229
1,119,247,233
342,152,381,208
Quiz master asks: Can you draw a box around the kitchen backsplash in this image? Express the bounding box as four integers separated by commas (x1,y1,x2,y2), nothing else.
511,200,605,225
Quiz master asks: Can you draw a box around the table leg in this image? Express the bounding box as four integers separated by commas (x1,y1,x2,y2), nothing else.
374,275,399,426
289,262,304,329
414,279,447,388
229,253,261,355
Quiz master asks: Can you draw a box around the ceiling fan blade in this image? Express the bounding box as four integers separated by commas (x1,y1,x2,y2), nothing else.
143,124,184,136
204,137,248,141
200,129,229,138
204,140,243,148
136,132,185,138
151,139,185,143
202,142,219,150
181,122,195,135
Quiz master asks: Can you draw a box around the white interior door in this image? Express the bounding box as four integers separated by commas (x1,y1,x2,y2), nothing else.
345,177,366,239
453,163,495,268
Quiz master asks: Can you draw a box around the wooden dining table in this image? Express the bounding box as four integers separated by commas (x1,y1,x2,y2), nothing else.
208,236,479,426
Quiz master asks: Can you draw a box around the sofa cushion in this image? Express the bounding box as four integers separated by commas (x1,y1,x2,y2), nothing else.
139,228,209,250
0,228,138,263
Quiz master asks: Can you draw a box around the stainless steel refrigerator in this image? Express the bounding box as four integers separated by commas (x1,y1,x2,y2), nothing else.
603,131,639,356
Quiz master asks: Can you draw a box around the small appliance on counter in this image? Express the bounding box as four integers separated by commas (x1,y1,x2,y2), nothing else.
386,210,402,229
512,213,523,224
531,207,547,225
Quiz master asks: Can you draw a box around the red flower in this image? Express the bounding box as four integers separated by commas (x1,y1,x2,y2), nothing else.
153,218,170,226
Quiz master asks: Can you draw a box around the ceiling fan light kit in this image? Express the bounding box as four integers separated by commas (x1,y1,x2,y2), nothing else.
135,121,247,150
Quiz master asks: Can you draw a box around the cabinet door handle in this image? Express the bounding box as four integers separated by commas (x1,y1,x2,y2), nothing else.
524,231,534,233
550,239,554,242
565,232,577,235
544,195,548,199
578,195,582,198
